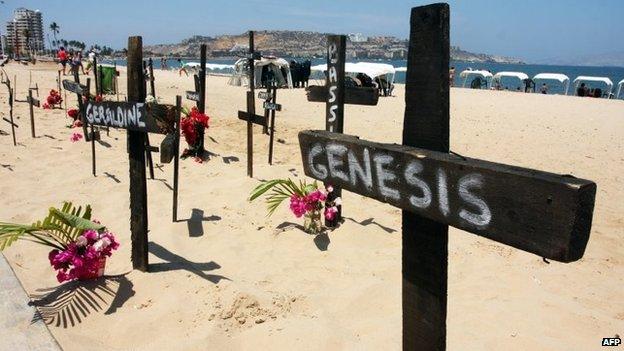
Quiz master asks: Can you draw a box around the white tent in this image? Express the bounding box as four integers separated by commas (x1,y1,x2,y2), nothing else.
395,66,407,72
533,73,570,95
617,78,624,99
310,62,396,85
228,57,293,88
572,76,613,97
492,71,529,91
459,69,493,88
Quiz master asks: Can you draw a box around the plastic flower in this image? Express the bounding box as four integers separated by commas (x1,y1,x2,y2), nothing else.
67,108,79,119
333,197,342,206
324,206,338,221
70,132,83,142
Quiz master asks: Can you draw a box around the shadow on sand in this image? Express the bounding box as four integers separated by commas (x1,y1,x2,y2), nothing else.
29,273,135,328
148,242,229,284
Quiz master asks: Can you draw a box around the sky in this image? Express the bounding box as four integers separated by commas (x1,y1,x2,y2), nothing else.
1,0,623,62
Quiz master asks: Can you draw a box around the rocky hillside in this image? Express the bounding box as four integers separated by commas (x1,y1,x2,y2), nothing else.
145,30,524,64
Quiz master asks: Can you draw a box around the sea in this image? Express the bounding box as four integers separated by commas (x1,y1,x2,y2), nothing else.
105,58,624,97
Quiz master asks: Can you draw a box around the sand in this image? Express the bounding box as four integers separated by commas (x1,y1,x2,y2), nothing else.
0,62,622,350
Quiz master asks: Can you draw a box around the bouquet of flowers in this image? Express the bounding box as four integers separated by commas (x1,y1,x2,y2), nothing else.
180,106,209,159
42,89,62,109
0,202,119,283
249,179,341,234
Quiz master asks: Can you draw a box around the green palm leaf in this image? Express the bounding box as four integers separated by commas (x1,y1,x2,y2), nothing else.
0,202,104,251
249,178,319,217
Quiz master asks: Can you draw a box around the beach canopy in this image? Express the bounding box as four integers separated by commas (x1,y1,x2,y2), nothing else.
395,66,407,72
228,57,293,88
493,71,529,82
459,69,493,88
617,78,624,99
311,62,396,84
572,76,614,95
533,73,570,95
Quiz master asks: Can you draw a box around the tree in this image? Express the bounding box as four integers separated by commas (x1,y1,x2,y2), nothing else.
49,22,60,49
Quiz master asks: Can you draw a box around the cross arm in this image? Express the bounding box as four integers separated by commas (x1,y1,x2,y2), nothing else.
298,130,596,262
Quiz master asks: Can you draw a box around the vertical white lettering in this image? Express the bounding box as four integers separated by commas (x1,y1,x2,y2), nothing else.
329,43,338,64
308,144,328,179
86,104,94,123
127,107,136,126
437,168,450,217
458,174,491,228
136,104,146,128
347,148,373,190
326,143,349,182
328,86,337,103
328,67,337,83
373,154,400,201
328,105,337,122
404,161,432,209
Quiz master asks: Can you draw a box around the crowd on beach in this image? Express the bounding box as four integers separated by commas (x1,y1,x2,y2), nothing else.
55,46,96,76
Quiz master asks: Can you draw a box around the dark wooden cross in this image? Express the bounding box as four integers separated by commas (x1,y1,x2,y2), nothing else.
298,4,596,350
1,75,17,146
306,35,381,227
64,75,98,177
27,88,40,138
237,31,264,177
85,36,179,270
261,85,280,165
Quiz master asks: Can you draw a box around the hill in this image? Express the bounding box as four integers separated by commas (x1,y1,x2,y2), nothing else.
145,30,524,64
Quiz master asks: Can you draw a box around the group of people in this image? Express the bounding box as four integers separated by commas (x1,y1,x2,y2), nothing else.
56,47,97,76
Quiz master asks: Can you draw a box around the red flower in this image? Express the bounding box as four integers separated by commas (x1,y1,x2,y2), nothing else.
95,95,103,103
67,109,79,119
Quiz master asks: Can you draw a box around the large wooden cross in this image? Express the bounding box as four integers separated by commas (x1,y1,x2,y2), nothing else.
83,36,179,270
306,35,381,227
298,4,596,350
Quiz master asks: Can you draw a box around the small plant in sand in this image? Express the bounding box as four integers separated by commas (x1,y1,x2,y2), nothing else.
180,106,209,161
249,179,341,234
0,202,119,283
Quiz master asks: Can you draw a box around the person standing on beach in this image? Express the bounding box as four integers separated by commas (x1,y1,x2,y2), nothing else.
85,49,96,74
178,58,188,76
449,66,455,86
57,47,68,75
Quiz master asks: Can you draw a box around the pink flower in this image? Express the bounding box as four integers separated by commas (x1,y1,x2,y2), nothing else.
306,189,327,203
70,132,83,142
324,206,338,221
289,195,308,218
326,185,334,193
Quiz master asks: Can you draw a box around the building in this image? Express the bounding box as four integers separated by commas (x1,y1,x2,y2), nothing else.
348,33,368,43
5,8,44,56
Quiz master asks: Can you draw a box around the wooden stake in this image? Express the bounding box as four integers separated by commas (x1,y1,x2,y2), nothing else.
198,44,206,114
127,36,149,272
402,5,449,350
246,31,255,178
325,35,346,227
268,85,277,164
73,70,95,176
28,89,35,138
173,95,182,222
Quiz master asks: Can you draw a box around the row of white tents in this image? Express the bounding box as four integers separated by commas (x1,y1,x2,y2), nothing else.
458,69,624,98
183,60,624,99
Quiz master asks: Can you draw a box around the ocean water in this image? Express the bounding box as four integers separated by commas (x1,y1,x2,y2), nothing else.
106,58,624,97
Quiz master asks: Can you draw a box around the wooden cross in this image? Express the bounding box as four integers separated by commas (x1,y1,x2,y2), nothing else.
184,44,208,154
27,89,40,138
298,4,596,350
114,36,180,270
64,75,98,177
1,75,17,146
305,35,379,227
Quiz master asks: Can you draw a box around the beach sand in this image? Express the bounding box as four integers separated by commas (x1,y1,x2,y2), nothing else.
0,62,622,350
